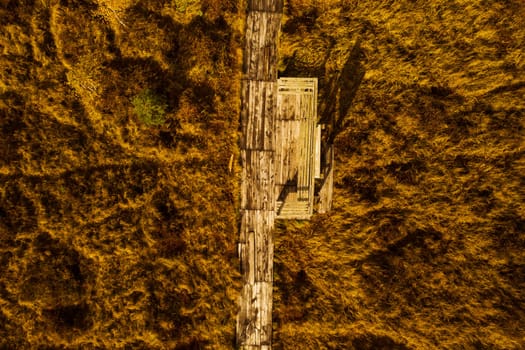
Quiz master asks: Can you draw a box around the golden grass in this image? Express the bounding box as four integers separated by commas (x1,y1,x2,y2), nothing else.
274,0,525,348
1,0,242,348
1,0,524,348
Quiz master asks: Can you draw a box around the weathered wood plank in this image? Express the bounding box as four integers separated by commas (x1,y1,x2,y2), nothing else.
247,0,284,12
256,281,273,345
241,150,275,211
239,210,274,243
237,281,274,347
318,146,334,214
278,78,317,94
278,77,317,84
297,114,308,200
238,230,256,285
275,120,300,184
243,11,282,81
255,215,274,282
307,95,316,214
277,93,299,120
239,210,274,283
237,283,258,346
314,125,321,178
297,93,313,201
241,80,277,150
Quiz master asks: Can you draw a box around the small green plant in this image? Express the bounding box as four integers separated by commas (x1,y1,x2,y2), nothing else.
172,0,202,16
131,89,167,127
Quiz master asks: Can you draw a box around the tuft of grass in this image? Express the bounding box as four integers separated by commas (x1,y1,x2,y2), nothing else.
131,89,167,127
173,0,202,15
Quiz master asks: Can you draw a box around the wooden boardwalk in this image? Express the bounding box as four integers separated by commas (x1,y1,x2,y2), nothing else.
237,2,333,348
237,0,283,349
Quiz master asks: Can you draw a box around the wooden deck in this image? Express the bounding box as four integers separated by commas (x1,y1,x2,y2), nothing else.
275,78,319,220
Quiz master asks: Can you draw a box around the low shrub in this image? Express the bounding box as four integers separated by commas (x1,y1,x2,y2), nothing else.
131,89,167,126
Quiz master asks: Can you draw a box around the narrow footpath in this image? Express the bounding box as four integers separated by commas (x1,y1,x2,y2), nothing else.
236,0,283,349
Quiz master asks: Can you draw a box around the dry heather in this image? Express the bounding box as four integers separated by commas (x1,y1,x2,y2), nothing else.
274,0,525,349
1,0,241,348
0,0,524,349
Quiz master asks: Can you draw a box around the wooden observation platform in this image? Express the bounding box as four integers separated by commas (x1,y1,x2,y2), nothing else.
275,77,333,220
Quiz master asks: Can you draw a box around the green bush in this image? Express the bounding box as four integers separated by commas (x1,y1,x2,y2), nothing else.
172,0,202,15
131,89,167,126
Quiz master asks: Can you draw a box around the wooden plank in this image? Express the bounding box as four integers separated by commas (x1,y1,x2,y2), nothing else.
256,281,273,345
278,79,317,94
239,209,273,243
314,124,321,178
313,78,320,181
297,117,308,200
238,230,256,285
276,85,302,196
318,146,334,214
243,11,282,81
278,77,317,85
279,82,316,87
275,77,319,215
241,80,277,150
239,210,274,283
274,119,284,201
237,283,258,346
276,93,299,120
278,91,314,96
241,150,275,211
247,0,284,12
237,281,273,348
275,117,302,202
279,84,315,90
297,94,310,200
275,120,300,180
238,214,274,346
307,94,315,215
255,213,274,282
277,213,312,220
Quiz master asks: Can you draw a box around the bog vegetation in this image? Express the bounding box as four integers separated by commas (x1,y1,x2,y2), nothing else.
0,0,524,349
273,1,525,349
132,89,167,126
0,0,242,348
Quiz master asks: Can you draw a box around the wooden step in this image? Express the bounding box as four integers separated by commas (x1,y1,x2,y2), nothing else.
276,199,311,219
277,212,312,220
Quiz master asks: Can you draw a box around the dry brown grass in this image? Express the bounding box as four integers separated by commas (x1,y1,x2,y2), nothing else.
1,0,524,348
1,0,241,348
274,0,525,349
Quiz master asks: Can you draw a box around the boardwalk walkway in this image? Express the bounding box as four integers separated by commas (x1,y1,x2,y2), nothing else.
237,0,283,349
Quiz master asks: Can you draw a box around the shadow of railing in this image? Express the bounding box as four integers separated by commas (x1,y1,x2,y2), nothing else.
319,38,366,146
